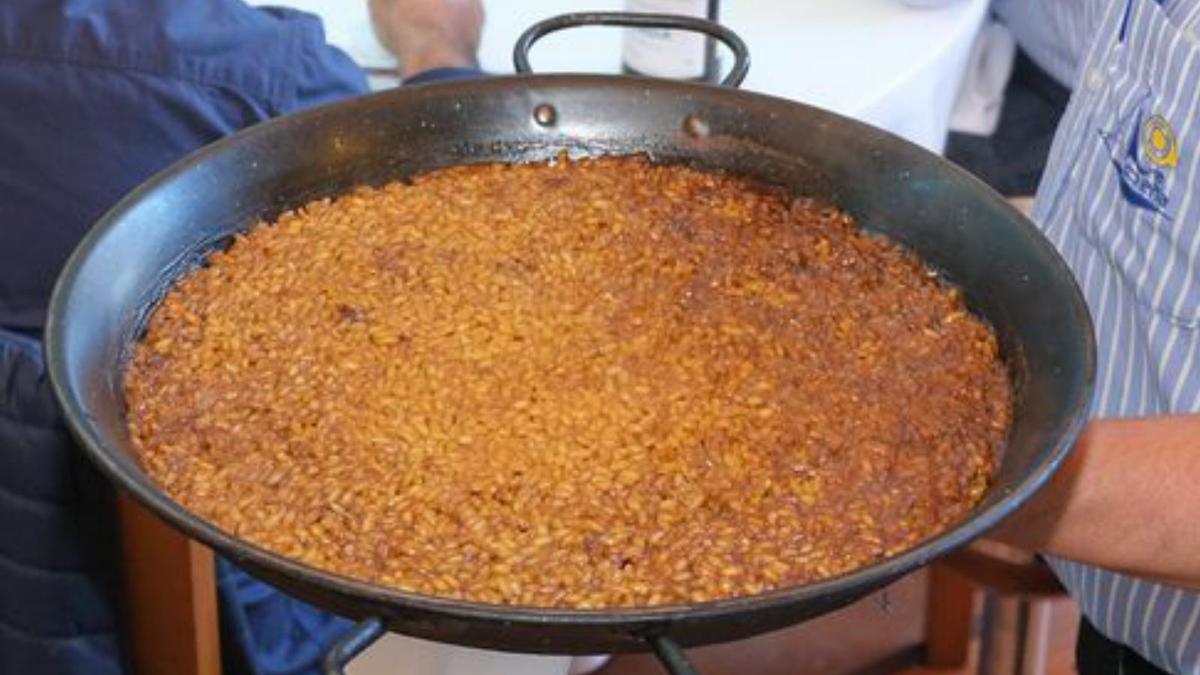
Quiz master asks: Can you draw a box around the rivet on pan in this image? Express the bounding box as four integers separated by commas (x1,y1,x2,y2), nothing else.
533,104,558,127
683,114,710,139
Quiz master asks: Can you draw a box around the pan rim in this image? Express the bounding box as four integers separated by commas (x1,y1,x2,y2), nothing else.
45,73,1097,634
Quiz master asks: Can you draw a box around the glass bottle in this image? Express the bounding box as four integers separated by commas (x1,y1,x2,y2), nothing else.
621,0,721,82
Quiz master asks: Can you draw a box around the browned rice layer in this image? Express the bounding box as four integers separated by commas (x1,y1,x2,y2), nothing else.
125,157,1011,608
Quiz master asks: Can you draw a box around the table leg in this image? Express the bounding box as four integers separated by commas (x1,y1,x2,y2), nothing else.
1020,601,1053,675
924,563,977,667
117,493,222,675
979,594,1024,675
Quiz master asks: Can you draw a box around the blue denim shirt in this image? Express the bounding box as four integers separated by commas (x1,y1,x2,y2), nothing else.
0,2,470,674
0,0,370,330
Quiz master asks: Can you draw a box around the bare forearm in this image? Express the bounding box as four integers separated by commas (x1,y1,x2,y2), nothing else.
368,0,482,79
992,415,1200,589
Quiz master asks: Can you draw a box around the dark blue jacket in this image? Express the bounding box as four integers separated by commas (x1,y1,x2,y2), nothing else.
0,1,469,673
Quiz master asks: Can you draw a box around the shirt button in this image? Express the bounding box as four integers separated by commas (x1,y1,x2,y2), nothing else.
1086,67,1105,91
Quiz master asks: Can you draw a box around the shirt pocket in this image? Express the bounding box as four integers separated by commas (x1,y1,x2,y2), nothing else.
1074,0,1200,328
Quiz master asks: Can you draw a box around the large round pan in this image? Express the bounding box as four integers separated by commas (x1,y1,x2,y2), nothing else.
45,13,1094,675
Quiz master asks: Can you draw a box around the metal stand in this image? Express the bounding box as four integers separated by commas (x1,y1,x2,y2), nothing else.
651,636,701,675
322,619,700,675
323,618,387,675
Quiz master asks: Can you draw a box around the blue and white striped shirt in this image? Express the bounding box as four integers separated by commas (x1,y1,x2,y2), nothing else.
997,0,1200,671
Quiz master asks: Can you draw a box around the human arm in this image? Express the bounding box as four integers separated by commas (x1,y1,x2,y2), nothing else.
991,415,1200,589
368,0,484,80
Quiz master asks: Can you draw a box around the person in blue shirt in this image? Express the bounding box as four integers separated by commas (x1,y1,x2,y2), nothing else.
0,1,481,673
957,2,1200,674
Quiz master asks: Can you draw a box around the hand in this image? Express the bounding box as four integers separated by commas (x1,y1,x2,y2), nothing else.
369,0,484,79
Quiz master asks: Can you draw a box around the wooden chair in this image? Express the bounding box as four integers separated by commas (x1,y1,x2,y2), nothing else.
118,494,222,675
925,540,1066,674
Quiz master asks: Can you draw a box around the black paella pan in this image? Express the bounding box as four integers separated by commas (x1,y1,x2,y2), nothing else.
45,13,1095,675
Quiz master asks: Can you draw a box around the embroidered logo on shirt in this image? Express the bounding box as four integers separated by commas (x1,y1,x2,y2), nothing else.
1142,114,1179,168
1099,91,1176,219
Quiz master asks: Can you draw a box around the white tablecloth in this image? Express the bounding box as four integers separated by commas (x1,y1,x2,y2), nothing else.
260,0,988,152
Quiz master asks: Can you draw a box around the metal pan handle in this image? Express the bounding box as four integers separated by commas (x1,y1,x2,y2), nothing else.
513,12,750,88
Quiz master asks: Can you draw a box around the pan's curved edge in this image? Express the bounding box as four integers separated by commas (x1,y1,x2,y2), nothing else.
44,73,1097,654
